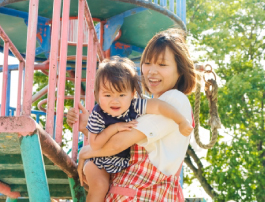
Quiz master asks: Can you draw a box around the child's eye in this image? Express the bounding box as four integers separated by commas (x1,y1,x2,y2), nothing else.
144,62,150,65
105,95,110,97
159,63,167,66
120,94,126,97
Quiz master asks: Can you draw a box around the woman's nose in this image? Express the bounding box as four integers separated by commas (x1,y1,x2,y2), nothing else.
148,64,158,74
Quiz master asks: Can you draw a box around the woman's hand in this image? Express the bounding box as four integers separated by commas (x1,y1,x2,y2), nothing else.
66,102,90,133
115,120,138,132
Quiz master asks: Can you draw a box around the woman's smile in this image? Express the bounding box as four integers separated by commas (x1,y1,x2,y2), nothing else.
148,77,162,86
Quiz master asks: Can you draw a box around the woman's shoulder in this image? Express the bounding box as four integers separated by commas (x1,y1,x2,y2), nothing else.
159,89,189,102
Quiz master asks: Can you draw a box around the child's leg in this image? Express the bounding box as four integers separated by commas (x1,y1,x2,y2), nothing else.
83,161,110,202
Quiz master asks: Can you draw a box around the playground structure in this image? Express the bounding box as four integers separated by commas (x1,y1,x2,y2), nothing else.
0,0,194,201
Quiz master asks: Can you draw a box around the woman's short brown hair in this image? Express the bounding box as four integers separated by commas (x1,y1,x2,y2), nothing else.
94,56,142,102
140,28,197,95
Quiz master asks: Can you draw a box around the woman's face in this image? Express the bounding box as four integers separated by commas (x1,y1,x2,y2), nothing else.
142,47,179,98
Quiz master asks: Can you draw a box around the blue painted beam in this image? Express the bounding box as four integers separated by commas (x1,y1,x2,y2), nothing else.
5,70,11,116
103,7,147,51
0,65,19,72
181,0,186,24
110,41,143,58
0,7,48,24
0,7,51,58
20,134,50,201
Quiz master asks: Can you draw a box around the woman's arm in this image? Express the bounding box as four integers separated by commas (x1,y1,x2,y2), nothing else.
146,99,193,136
89,120,138,150
79,128,146,159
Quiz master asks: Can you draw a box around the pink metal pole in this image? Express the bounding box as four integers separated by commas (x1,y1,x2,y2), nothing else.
1,41,9,116
45,0,62,136
55,0,71,144
72,0,85,162
83,29,94,146
22,0,39,116
31,85,48,103
85,30,94,113
16,61,24,116
84,1,104,61
0,26,24,62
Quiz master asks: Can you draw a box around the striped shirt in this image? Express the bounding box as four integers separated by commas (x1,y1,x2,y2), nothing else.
86,98,147,173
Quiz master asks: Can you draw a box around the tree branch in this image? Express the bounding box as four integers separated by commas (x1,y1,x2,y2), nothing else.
185,148,219,199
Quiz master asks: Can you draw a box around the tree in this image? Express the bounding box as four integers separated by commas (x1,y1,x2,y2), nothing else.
185,0,265,201
32,70,75,148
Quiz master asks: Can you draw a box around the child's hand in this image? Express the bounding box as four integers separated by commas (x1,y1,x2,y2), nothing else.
179,120,193,137
115,120,138,132
66,102,90,132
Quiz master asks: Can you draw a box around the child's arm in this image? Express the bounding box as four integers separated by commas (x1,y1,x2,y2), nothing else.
146,99,193,136
89,120,138,150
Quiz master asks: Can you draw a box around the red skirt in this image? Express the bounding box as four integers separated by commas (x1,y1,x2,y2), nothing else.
105,144,184,202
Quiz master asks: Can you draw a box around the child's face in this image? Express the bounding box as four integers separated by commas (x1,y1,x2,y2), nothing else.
98,80,134,117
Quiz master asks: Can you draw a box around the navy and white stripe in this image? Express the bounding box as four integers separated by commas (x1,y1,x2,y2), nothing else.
84,98,147,173
89,156,130,173
133,98,147,115
86,110,105,134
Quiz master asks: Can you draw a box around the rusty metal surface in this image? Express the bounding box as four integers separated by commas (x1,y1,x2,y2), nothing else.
36,124,79,179
0,116,36,137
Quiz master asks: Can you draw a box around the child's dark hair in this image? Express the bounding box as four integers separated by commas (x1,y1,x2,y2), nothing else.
94,56,142,102
140,28,197,95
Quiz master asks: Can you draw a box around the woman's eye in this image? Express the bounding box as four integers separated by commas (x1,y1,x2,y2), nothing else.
144,62,150,65
159,63,167,66
105,95,110,97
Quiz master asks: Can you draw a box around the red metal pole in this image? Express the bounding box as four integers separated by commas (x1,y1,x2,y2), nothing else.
84,1,104,61
100,21,104,50
16,61,24,116
0,26,24,62
72,0,85,162
1,41,9,116
83,29,94,146
45,0,62,136
55,0,71,144
22,0,39,116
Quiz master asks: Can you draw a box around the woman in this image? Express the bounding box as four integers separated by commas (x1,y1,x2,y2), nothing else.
67,28,197,201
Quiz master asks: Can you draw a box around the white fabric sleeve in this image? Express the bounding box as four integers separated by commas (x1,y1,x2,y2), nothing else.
134,90,192,176
136,89,192,148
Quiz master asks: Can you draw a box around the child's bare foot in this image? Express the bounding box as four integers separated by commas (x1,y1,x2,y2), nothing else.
179,120,193,136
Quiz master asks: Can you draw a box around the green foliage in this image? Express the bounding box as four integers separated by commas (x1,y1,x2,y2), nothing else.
186,0,265,201
32,70,75,148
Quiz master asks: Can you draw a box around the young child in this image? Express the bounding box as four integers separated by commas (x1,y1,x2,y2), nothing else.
83,56,193,201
